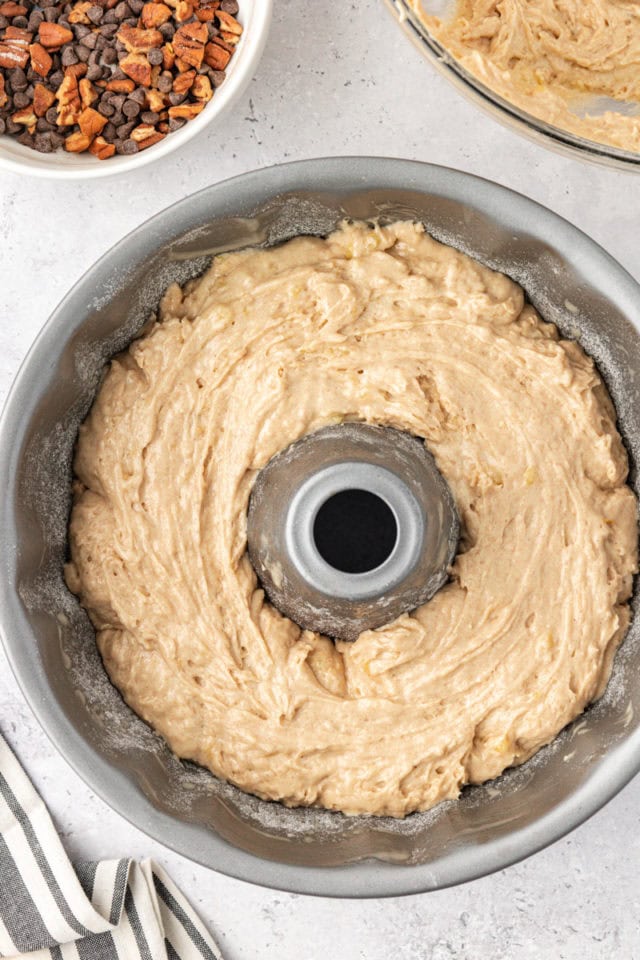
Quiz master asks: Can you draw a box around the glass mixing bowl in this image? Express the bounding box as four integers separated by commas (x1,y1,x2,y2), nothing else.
385,0,640,172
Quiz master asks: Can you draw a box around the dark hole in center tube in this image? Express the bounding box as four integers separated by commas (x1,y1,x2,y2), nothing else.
313,488,398,574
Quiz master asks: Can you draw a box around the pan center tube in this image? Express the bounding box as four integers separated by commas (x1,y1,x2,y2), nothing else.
247,423,459,641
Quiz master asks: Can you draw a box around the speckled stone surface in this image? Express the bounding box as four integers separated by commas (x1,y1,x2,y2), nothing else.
1,1,640,956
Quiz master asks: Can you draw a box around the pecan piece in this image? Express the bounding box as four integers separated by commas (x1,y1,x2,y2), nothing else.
11,105,37,130
146,87,166,112
161,42,175,70
137,130,165,150
216,9,242,42
0,73,7,109
167,101,203,119
64,131,92,152
78,106,107,138
140,2,172,27
0,27,31,69
120,53,153,86
33,82,56,117
172,67,194,93
79,77,98,107
116,23,163,54
104,77,136,93
191,73,212,101
172,20,207,68
55,72,82,125
29,42,52,77
68,2,93,24
39,22,74,50
0,1,27,15
203,38,230,70
89,135,116,160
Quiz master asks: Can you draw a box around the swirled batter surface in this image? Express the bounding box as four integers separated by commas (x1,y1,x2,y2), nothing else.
66,221,638,817
413,0,640,153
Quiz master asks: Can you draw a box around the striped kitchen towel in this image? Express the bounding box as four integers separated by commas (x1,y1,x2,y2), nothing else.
0,733,223,960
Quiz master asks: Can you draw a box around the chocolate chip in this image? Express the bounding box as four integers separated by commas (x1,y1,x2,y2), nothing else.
50,131,65,149
9,67,27,91
80,31,98,49
157,71,173,93
102,120,117,140
168,116,185,132
111,109,124,125
61,46,79,66
45,105,58,124
127,0,144,13
114,2,132,18
0,118,5,135
98,99,115,116
158,21,174,39
102,9,118,23
86,63,103,81
168,91,185,106
140,110,158,124
13,90,31,108
220,0,239,12
206,22,218,39
98,22,118,35
5,118,21,134
116,119,135,137
87,4,103,23
110,93,125,110
101,45,117,63
49,69,64,87
208,68,226,87
16,130,33,147
28,9,44,30
12,15,28,28
116,136,138,154
128,86,146,104
0,15,8,29
44,6,59,21
147,47,163,65
121,98,139,118
34,132,54,152
76,45,90,62
74,24,91,38
36,117,55,132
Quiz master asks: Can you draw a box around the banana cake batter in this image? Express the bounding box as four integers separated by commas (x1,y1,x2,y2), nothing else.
66,221,638,817
412,0,640,153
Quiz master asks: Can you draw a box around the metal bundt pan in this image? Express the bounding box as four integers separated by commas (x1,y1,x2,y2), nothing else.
1,158,640,897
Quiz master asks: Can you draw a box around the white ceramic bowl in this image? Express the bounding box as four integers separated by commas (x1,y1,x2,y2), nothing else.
0,0,272,180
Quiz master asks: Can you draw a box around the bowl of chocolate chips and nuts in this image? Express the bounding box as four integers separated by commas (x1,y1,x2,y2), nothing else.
0,0,271,176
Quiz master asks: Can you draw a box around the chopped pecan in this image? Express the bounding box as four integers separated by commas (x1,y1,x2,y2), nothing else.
173,0,193,21
55,72,82,125
129,121,156,141
203,38,230,70
195,0,219,22
137,130,165,150
145,87,166,112
33,82,56,117
64,131,92,152
0,27,31,69
79,77,98,108
29,41,52,77
11,105,37,130
68,2,93,24
141,2,172,27
120,53,153,86
172,67,195,93
191,74,212,101
78,106,107,138
172,20,206,68
64,62,87,79
0,73,6,109
89,135,116,160
167,101,203,119
116,23,163,54
104,77,136,93
162,42,175,69
216,9,242,41
38,21,74,50
0,1,27,14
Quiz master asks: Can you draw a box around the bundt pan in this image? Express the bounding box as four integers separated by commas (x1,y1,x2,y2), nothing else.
1,158,640,898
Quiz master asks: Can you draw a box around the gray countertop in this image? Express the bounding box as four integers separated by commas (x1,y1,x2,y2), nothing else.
1,1,639,956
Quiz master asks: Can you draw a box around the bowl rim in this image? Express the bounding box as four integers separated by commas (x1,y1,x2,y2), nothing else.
0,0,272,181
385,0,640,173
2,157,640,898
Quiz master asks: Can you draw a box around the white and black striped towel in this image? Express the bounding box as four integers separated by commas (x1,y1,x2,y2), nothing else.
0,732,223,960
